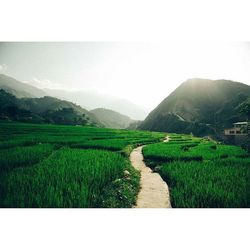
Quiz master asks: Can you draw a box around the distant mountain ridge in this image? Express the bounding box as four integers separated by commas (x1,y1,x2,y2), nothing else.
0,89,103,126
44,88,148,120
0,74,141,127
21,96,102,125
90,108,134,129
0,74,46,98
0,74,148,120
140,78,250,136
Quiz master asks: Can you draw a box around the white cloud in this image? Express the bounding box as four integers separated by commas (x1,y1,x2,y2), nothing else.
0,64,7,73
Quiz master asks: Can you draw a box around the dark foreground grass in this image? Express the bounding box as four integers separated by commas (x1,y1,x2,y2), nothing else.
0,121,163,208
0,148,139,208
0,144,55,173
158,158,250,208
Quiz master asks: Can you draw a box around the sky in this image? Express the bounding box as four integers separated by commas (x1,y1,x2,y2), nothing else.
0,42,250,109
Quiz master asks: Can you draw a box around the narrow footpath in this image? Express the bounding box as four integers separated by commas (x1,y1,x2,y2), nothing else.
130,137,171,208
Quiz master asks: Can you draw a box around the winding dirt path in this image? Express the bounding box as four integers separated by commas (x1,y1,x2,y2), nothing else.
130,138,171,208
163,135,170,143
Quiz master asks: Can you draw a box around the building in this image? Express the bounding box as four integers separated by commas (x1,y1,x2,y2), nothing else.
224,122,248,136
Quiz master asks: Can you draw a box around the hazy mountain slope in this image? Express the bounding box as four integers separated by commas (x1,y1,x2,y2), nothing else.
20,96,103,126
0,90,44,122
0,89,20,108
44,88,148,120
20,96,87,114
140,78,250,135
0,74,148,120
0,89,103,126
0,74,46,98
126,120,143,130
105,99,148,120
90,108,134,129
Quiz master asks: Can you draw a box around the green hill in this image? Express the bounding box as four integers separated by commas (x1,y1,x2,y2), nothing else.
140,78,250,136
0,89,103,126
90,108,134,129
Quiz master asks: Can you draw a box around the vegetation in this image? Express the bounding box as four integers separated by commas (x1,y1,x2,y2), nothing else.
239,97,250,118
0,144,55,173
1,120,249,208
0,149,140,208
1,74,249,209
0,73,147,124
239,97,250,152
158,158,250,208
0,121,164,208
143,134,250,208
144,140,247,162
0,89,102,126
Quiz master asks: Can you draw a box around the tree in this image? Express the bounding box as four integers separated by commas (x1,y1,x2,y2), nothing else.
239,98,250,118
239,98,250,152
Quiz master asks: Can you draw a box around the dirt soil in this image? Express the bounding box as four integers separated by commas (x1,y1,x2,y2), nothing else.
130,145,171,208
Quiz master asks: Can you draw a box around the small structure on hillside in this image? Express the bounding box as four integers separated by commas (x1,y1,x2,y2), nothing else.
224,122,248,145
224,122,248,135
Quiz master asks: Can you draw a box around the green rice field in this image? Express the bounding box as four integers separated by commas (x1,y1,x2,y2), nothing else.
143,134,250,208
0,121,249,208
0,121,164,208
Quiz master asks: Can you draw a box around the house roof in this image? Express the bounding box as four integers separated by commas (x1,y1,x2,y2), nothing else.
233,122,248,125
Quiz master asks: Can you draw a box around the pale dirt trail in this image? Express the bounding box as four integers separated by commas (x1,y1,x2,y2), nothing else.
163,136,170,143
130,137,171,208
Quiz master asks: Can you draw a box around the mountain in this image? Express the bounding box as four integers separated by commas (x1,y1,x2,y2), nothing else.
0,74,46,98
90,108,134,129
0,89,103,126
140,78,250,136
21,96,103,125
0,74,148,120
44,88,148,120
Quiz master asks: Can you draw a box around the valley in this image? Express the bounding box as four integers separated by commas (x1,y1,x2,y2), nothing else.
0,74,249,208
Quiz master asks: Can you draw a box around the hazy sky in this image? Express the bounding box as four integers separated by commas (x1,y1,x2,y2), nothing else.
0,42,250,109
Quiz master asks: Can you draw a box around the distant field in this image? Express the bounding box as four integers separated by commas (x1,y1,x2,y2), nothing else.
143,134,250,208
143,140,247,162
0,121,165,208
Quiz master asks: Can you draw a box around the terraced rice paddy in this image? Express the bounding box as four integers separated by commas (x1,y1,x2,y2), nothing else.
0,121,164,208
143,134,250,207
1,121,249,208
